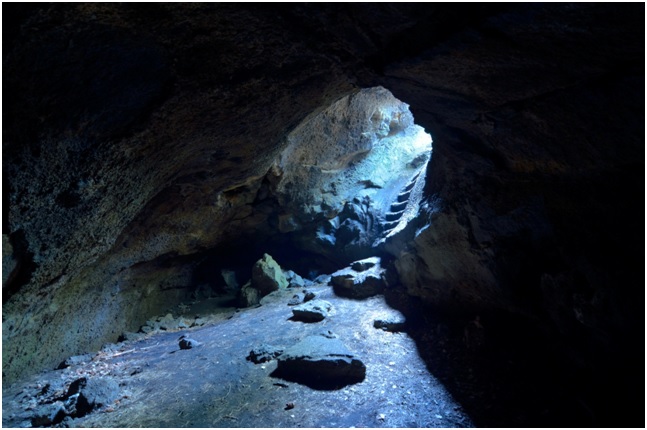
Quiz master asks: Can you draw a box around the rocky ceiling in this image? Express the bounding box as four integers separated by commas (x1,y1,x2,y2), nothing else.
2,3,644,413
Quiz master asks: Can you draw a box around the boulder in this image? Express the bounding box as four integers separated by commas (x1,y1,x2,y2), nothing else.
65,377,119,418
274,333,366,388
30,401,66,427
238,281,260,307
252,254,289,296
284,270,307,288
331,257,387,299
291,299,333,322
247,344,284,364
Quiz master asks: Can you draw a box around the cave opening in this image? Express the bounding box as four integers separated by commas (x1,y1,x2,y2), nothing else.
198,86,434,289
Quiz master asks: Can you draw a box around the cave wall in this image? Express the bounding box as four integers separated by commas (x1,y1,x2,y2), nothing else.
3,3,644,386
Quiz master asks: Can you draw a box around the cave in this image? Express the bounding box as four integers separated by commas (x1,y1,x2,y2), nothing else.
2,3,644,428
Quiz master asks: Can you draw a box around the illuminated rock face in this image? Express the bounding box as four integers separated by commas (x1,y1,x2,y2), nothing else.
2,2,643,401
270,86,430,263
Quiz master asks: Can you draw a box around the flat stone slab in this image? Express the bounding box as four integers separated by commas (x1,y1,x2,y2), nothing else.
331,257,386,299
274,334,366,389
291,299,333,322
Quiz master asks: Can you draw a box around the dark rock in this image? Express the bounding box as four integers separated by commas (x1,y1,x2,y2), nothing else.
274,334,366,389
303,290,316,302
221,269,238,292
373,317,407,333
331,258,387,299
351,256,380,272
287,293,304,306
178,336,201,350
247,344,284,364
30,401,67,427
252,254,289,296
238,281,260,308
65,377,119,417
291,299,333,322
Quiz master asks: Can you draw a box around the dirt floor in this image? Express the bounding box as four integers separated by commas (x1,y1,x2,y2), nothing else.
2,283,474,428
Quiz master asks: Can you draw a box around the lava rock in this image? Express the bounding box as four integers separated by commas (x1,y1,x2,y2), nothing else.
274,334,366,388
158,313,175,330
288,293,304,306
331,257,387,299
284,270,306,288
179,336,201,350
65,377,119,418
252,254,289,296
30,401,67,427
303,290,316,302
351,256,380,272
291,299,333,322
373,317,407,332
238,281,260,307
247,344,284,364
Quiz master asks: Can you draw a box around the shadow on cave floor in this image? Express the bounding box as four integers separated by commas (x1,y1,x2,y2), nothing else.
3,284,473,428
382,288,642,428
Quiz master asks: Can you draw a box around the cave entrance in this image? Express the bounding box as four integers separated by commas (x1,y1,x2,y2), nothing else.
196,87,433,293
266,86,432,271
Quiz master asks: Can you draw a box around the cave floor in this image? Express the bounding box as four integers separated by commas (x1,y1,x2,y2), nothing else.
2,284,473,428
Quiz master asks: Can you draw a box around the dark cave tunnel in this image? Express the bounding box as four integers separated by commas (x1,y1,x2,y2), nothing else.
2,3,645,428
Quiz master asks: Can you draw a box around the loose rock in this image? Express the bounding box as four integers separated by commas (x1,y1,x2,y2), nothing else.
351,256,380,272
291,299,333,322
374,317,407,332
179,336,201,350
284,270,307,288
247,344,284,364
331,257,387,299
30,401,66,427
274,333,366,388
303,290,316,302
252,253,289,296
238,281,260,308
288,293,304,306
65,377,119,418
